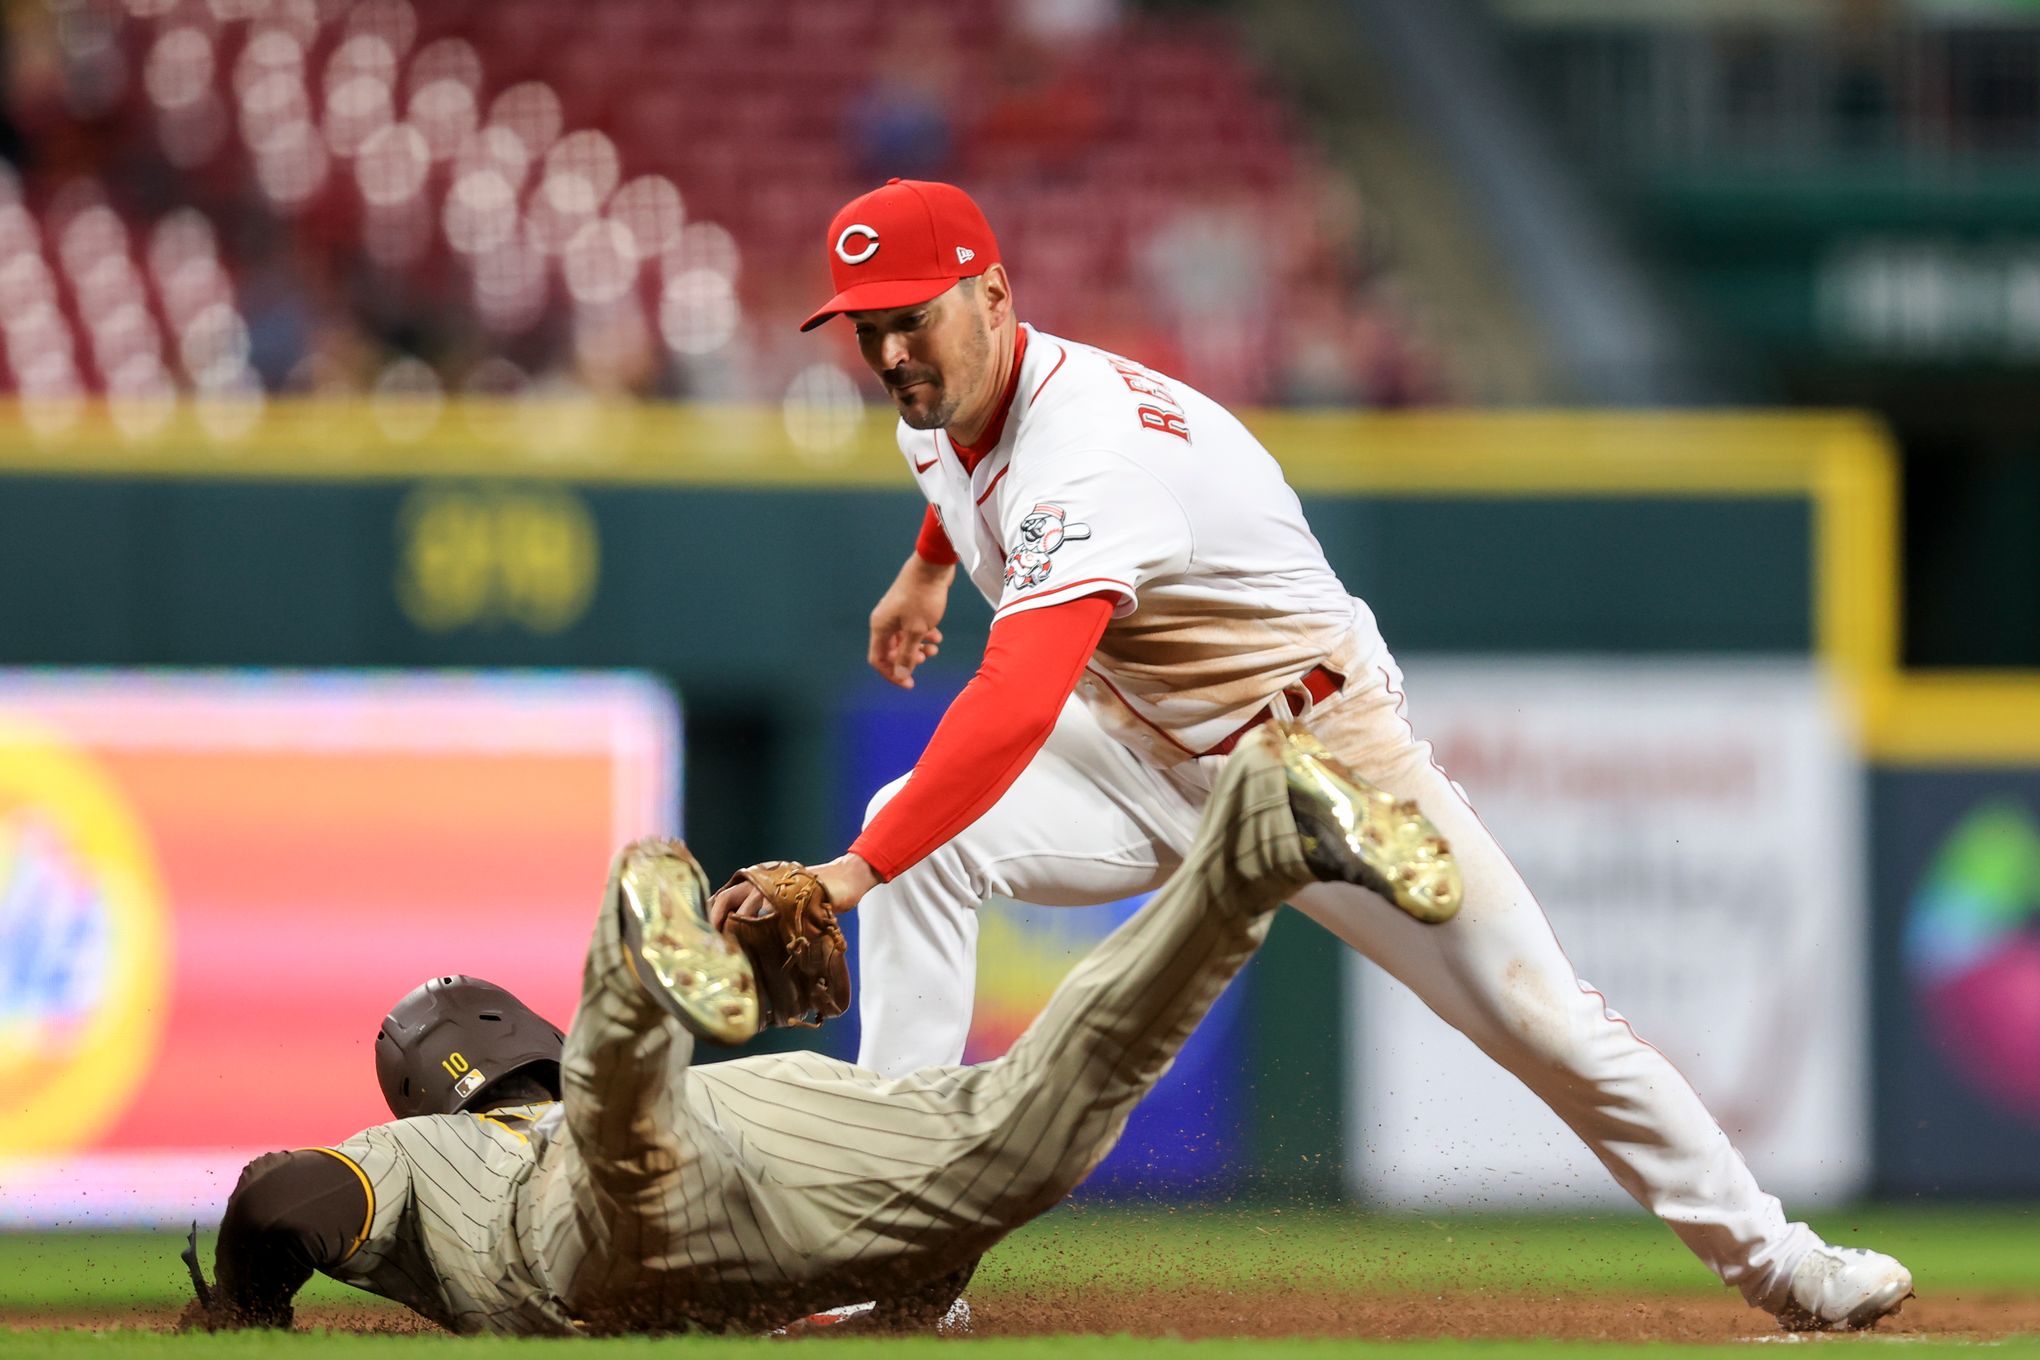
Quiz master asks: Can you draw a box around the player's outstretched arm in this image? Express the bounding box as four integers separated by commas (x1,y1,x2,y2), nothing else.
868,549,953,689
182,1149,368,1330
743,594,1115,917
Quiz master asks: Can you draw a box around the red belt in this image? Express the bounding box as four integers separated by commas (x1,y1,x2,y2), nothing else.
1203,664,1344,757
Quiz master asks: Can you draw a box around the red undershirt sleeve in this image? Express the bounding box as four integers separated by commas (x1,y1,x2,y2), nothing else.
914,505,958,566
849,593,1115,881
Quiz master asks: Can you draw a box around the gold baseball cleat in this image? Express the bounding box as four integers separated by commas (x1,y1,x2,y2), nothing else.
615,838,761,1044
1273,722,1463,924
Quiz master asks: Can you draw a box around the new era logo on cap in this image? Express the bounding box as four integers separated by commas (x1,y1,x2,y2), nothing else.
801,179,1002,331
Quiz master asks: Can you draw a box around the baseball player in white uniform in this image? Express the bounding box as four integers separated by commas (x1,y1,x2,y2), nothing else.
180,723,1437,1335
778,177,1914,1331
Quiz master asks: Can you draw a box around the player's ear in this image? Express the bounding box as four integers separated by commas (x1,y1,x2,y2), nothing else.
977,264,1012,328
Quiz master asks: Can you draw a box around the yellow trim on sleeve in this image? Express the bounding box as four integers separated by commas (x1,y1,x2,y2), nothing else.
297,1146,375,1263
471,1101,557,1143
472,1112,530,1144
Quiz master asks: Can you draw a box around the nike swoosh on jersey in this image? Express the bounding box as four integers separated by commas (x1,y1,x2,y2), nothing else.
914,456,940,472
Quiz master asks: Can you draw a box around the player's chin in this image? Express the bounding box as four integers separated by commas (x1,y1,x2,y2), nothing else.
893,386,948,430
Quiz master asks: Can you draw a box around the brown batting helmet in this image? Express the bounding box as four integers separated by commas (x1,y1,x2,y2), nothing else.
374,975,564,1119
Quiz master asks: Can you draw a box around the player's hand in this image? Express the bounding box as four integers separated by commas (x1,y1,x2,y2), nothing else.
708,854,880,925
708,872,768,929
810,853,881,911
868,554,954,690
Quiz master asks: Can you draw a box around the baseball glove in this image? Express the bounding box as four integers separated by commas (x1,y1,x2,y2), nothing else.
711,862,851,1029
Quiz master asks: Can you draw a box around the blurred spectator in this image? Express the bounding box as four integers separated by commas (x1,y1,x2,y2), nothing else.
0,11,29,171
0,0,1452,413
973,29,1107,181
1011,0,1121,45
285,317,377,396
1830,0,1902,151
236,239,318,389
5,1,76,172
571,300,658,397
849,35,958,184
1137,190,1275,405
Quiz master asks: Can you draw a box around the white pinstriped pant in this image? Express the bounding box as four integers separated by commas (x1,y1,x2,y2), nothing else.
854,644,1819,1311
528,732,1311,1333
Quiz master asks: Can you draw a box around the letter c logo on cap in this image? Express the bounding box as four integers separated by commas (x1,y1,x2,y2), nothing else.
835,224,880,266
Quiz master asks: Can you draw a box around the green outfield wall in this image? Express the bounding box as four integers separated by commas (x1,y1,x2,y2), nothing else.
0,479,1814,668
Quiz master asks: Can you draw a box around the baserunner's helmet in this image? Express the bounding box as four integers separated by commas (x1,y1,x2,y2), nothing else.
375,975,564,1119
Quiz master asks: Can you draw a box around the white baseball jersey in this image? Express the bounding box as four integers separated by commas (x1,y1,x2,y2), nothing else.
859,327,1831,1318
904,324,1381,757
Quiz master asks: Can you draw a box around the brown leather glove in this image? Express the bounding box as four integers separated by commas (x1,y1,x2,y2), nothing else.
710,862,851,1029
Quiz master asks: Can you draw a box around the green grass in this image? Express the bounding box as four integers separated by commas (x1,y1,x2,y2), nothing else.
3,1202,2033,1310
3,1203,2036,1357
970,1201,2040,1297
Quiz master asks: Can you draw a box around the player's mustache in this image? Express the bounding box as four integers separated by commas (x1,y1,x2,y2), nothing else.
883,367,939,391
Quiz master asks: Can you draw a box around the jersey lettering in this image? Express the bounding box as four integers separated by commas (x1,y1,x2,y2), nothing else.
1116,370,1171,401
1105,353,1192,442
1137,406,1192,442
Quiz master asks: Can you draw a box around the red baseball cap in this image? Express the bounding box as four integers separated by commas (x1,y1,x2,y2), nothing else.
799,178,1001,332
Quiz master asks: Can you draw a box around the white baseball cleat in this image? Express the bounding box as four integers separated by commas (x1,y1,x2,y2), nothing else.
1775,1244,1914,1331
792,1301,874,1330
772,1296,969,1337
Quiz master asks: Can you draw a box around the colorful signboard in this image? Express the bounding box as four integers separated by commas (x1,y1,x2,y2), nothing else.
1874,769,2040,1195
0,670,679,1226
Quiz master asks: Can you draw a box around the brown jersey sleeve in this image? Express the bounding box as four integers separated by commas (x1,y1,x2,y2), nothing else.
211,1148,372,1327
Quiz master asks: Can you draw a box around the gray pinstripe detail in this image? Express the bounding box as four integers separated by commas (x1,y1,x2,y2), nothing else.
301,741,1304,1335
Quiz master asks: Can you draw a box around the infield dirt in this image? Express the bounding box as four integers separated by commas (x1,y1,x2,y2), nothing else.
7,1290,2039,1342
7,1208,2035,1345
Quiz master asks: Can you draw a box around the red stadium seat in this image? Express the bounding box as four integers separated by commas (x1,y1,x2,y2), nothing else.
10,0,1439,405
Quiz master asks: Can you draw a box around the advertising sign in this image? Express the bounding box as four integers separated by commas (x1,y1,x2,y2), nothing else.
0,670,679,1226
1873,769,2040,1196
1344,660,1868,1208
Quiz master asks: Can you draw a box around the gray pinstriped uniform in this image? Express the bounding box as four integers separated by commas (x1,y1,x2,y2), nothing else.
319,1106,573,1334
315,731,1310,1335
